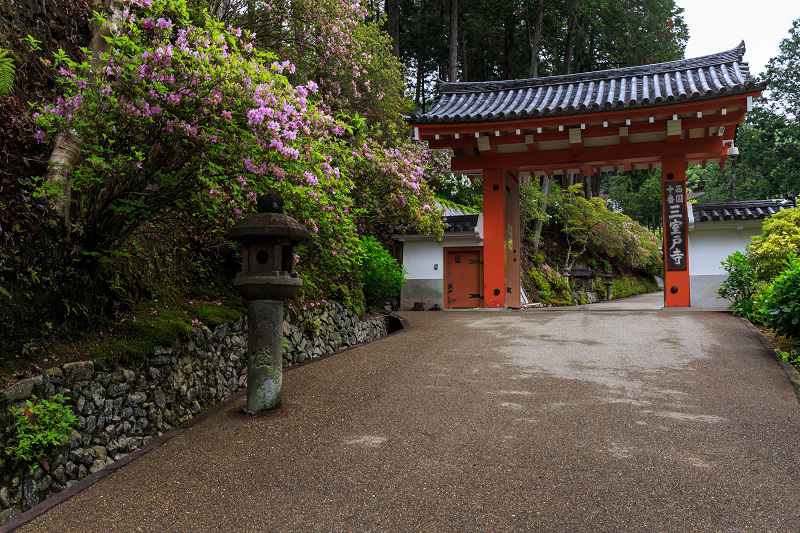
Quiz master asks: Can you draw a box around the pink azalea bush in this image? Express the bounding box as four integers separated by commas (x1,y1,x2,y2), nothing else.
34,0,334,253
587,213,662,274
32,0,445,312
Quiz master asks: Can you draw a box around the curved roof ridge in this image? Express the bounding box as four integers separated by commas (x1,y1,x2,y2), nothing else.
438,43,748,95
411,42,767,125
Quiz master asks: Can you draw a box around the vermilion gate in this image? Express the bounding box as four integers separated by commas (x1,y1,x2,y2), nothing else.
408,43,766,308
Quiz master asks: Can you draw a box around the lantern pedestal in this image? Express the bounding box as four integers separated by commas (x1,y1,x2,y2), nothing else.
235,276,303,414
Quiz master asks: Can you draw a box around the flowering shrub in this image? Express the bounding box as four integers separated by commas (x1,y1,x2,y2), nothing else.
248,0,408,135
348,138,445,240
587,213,662,274
558,186,660,274
34,0,334,257
30,0,444,315
528,263,572,304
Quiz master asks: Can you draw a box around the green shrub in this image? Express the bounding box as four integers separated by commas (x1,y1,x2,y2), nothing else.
357,236,406,309
6,394,78,470
718,250,761,318
749,207,800,282
611,275,659,299
528,263,573,304
757,254,800,339
777,348,800,365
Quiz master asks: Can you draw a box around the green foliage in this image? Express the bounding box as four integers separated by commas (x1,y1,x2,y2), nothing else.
6,394,78,469
559,184,661,274
690,19,800,202
357,236,406,309
561,185,603,268
429,172,483,211
777,348,800,365
0,48,15,96
186,299,245,328
717,250,760,318
605,170,663,230
756,255,800,339
520,178,549,241
610,275,660,300
749,208,800,282
719,212,800,338
527,263,572,304
401,0,687,106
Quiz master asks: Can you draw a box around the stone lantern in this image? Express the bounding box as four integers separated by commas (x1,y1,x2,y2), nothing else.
603,274,614,301
228,192,310,414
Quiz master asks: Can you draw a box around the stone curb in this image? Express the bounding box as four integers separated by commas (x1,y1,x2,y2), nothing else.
0,314,406,533
740,317,800,403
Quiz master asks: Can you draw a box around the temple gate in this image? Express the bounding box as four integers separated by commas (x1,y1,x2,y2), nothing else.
408,43,766,308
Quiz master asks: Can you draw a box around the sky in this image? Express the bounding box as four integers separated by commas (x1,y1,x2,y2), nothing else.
675,1,799,77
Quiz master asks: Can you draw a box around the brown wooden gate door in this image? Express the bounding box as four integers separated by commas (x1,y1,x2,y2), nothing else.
445,249,482,309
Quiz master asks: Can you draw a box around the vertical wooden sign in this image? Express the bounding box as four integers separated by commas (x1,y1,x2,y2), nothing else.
664,181,687,271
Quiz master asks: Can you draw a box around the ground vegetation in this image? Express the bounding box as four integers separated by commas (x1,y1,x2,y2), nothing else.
718,208,800,359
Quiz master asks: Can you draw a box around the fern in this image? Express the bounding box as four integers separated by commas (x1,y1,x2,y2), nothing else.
0,49,15,96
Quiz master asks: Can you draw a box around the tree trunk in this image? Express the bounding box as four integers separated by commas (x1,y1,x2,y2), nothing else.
449,0,458,81
45,0,123,236
439,0,446,80
532,175,551,252
385,0,400,57
415,0,427,109
504,11,515,79
563,0,581,74
44,131,82,235
528,0,544,77
459,13,467,81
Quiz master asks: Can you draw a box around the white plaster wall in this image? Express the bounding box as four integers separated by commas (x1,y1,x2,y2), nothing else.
688,223,761,276
401,235,483,280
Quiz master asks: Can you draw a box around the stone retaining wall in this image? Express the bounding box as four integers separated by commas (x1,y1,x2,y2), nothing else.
0,303,388,517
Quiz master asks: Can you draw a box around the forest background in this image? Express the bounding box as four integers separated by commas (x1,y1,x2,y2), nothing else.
0,0,798,376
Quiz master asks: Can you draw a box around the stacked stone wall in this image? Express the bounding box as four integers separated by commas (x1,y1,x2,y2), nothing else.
0,303,388,518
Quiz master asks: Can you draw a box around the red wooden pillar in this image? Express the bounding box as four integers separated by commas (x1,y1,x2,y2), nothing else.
482,168,521,308
661,156,691,307
483,168,507,308
505,173,521,308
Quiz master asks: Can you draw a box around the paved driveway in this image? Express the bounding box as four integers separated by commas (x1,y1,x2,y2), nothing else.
16,310,800,532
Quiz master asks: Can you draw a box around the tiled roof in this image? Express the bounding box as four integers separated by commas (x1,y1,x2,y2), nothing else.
693,197,796,222
409,43,766,124
444,214,480,233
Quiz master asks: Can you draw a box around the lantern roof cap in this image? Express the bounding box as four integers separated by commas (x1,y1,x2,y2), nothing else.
227,212,311,243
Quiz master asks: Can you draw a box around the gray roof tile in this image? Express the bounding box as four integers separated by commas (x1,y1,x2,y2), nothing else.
693,197,796,223
410,43,766,124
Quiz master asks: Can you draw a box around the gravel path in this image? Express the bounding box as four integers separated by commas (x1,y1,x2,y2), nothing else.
16,310,800,532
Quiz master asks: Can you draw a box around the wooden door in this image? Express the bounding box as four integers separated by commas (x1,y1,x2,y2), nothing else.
446,250,482,308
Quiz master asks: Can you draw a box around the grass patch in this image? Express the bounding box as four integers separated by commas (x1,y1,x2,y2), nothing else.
88,295,246,366
186,298,246,328
89,307,194,365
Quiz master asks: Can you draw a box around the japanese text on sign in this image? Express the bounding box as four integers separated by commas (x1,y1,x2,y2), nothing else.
664,181,687,270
